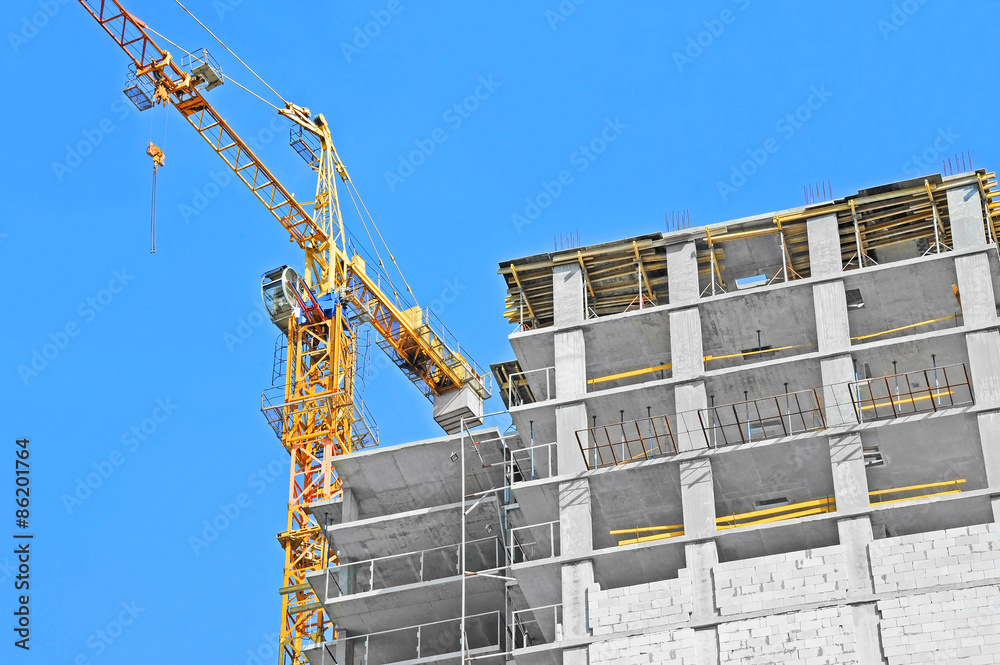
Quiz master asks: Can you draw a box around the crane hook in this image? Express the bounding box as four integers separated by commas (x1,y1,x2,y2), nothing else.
147,142,165,253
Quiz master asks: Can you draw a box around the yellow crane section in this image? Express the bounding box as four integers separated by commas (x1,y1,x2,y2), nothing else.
77,2,491,664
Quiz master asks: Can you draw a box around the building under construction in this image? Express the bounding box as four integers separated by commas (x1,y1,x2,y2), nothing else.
74,4,1000,662
301,169,1000,664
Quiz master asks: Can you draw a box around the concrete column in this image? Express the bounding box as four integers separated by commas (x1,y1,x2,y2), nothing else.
554,263,585,326
946,184,985,250
564,646,589,665
681,459,716,539
820,355,857,427
807,213,842,276
670,306,709,451
813,280,851,355
694,627,720,665
553,328,587,473
837,516,874,597
667,240,700,304
556,403,589,474
955,252,998,327
553,263,590,475
680,456,719,663
967,331,1000,410
675,381,709,451
559,479,593,555
685,540,719,619
670,308,705,380
560,561,594,639
333,489,358,664
976,412,1000,495
829,433,869,513
333,639,354,664
559,480,594,652
337,488,359,596
555,329,586,399
851,603,884,665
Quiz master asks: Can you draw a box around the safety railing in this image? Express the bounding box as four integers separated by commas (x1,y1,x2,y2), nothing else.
717,497,836,530
510,521,559,563
507,441,558,483
507,366,555,406
511,603,563,649
611,478,970,546
324,536,506,598
849,363,973,422
869,479,966,506
576,413,677,469
699,389,825,447
260,386,379,450
327,610,505,664
576,362,974,471
612,524,684,546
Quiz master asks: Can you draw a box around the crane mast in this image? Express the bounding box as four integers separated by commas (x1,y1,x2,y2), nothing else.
76,2,491,663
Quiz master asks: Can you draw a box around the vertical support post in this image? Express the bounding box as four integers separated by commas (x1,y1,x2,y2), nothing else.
850,200,863,269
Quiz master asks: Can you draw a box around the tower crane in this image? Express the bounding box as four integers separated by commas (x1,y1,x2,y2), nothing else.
77,2,491,663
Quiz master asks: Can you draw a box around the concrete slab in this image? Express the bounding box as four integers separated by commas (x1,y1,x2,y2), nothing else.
306,427,507,524
307,569,504,634
326,497,498,562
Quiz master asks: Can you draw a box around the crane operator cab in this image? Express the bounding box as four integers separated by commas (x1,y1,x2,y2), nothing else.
261,266,333,334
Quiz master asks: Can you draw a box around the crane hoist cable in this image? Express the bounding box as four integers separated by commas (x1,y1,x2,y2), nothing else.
343,176,419,308
175,0,287,106
146,142,165,253
144,25,281,110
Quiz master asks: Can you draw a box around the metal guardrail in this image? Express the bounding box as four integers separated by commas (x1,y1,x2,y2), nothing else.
576,413,677,468
700,389,825,447
507,441,558,482
848,363,972,422
510,520,559,563
575,362,975,470
327,610,505,664
511,603,562,650
323,536,506,598
507,366,555,406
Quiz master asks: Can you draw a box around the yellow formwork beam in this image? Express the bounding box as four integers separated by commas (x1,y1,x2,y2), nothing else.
612,479,968,547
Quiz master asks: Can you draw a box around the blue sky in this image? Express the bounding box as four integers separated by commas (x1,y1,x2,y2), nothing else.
2,0,997,662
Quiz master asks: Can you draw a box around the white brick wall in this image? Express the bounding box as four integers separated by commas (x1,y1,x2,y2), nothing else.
878,585,1000,664
587,572,694,636
717,606,859,664
868,523,1000,593
589,626,698,665
714,546,849,615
